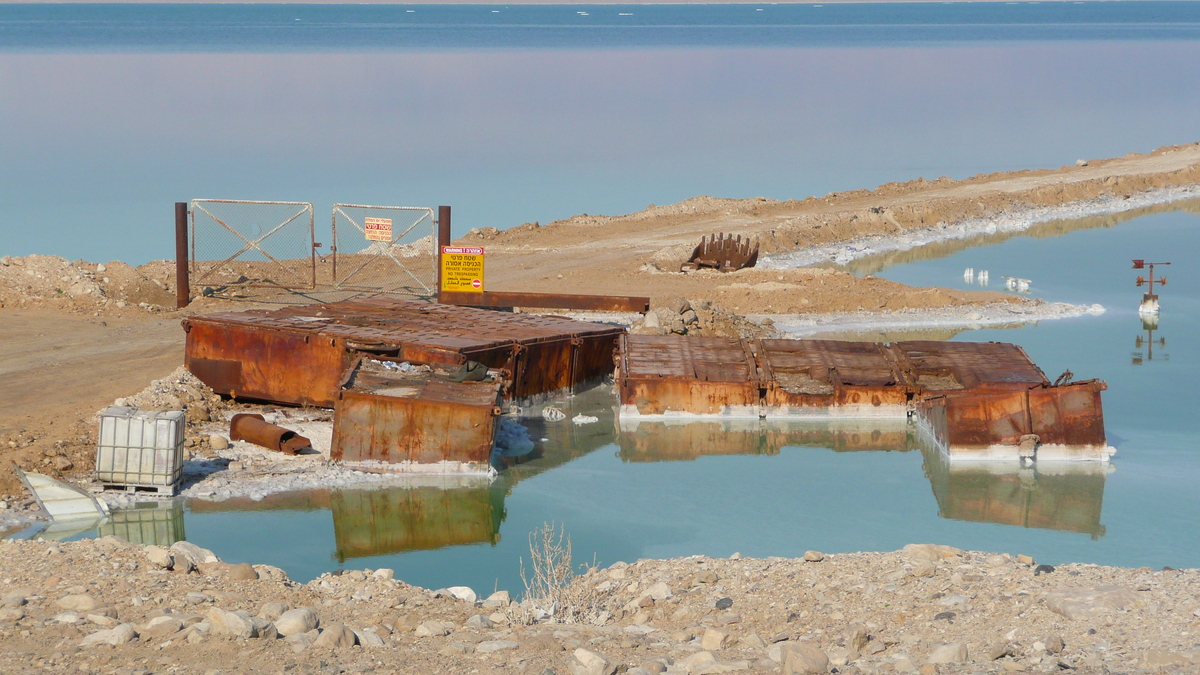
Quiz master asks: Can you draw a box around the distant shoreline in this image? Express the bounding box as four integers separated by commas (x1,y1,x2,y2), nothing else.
4,0,1182,5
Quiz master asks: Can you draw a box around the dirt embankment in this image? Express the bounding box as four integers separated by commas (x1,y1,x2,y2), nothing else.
0,537,1195,675
458,143,1200,314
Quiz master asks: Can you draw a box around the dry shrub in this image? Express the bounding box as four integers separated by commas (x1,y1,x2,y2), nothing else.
512,522,603,624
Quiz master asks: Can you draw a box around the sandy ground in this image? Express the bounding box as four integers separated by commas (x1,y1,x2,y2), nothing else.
461,142,1200,314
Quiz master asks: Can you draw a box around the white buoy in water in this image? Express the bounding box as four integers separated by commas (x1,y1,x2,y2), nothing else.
1003,276,1031,293
1139,296,1160,315
978,270,989,286
963,267,974,283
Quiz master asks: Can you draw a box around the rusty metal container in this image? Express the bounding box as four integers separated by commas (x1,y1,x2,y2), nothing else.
331,358,504,465
183,297,622,406
616,334,762,416
758,339,911,417
617,334,1110,461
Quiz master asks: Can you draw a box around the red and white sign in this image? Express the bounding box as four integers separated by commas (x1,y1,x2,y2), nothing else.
364,217,393,242
471,279,482,289
441,246,484,255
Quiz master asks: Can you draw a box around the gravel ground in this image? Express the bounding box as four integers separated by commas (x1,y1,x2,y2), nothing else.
0,537,1195,674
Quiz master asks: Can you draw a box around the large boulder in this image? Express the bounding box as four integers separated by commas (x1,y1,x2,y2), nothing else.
80,623,137,647
1045,585,1138,620
206,607,256,639
275,608,319,637
313,623,357,649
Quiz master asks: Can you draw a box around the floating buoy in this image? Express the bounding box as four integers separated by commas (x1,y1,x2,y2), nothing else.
1003,276,1031,293
963,267,974,283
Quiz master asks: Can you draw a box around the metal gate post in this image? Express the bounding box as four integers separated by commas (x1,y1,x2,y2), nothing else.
437,205,451,303
175,202,190,309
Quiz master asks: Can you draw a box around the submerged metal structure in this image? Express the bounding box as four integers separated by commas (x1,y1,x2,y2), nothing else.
616,334,1110,461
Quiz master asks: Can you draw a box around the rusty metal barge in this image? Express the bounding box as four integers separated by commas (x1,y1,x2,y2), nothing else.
183,299,1111,467
183,298,622,467
615,334,1112,462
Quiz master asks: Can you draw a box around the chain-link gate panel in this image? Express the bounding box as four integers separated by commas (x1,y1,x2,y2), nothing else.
190,200,315,290
332,204,436,298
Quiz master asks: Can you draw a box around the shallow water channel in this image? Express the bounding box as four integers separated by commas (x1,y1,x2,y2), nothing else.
46,205,1200,594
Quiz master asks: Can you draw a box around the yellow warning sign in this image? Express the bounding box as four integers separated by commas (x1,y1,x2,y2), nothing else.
364,217,393,242
441,246,484,292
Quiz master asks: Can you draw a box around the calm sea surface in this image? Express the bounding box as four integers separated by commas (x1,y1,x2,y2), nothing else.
1,3,1199,263
5,4,1200,591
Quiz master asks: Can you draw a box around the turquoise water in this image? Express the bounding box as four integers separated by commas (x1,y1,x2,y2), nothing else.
1,4,1199,264
48,207,1200,595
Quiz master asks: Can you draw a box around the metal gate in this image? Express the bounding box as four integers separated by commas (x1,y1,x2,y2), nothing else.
332,204,436,298
190,200,316,291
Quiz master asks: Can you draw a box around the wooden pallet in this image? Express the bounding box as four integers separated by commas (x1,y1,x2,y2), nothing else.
100,483,178,496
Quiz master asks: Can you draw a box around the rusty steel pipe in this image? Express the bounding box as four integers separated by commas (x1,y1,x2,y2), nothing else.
229,413,311,455
175,202,190,309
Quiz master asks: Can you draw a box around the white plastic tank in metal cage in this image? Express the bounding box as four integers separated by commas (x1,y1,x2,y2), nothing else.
95,407,185,494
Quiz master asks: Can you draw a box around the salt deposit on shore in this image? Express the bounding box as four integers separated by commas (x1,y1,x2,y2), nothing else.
763,301,1106,339
760,186,1198,269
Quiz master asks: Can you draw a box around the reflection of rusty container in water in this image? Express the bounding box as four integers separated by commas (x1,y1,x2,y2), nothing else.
921,444,1109,538
617,419,915,462
330,485,504,561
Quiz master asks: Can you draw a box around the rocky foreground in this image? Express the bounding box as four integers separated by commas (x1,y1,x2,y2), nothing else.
0,538,1195,675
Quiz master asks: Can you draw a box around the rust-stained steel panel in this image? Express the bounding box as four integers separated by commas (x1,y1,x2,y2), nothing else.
618,334,1109,458
184,317,352,407
618,335,760,415
892,341,1049,391
759,339,911,413
942,390,1033,448
184,297,623,405
1027,380,1108,447
331,359,503,465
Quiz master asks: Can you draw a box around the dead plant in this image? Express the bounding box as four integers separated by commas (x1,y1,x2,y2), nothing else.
511,522,603,624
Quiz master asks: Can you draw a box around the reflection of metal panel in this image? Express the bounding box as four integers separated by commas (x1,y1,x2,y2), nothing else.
332,360,503,465
330,486,503,561
922,445,1109,538
617,418,915,461
97,502,186,547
